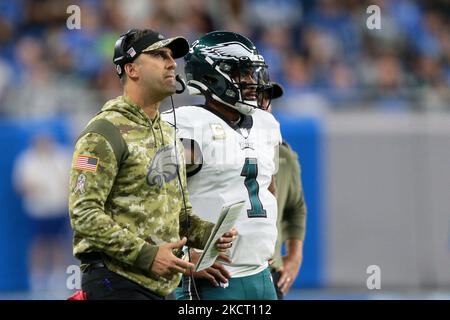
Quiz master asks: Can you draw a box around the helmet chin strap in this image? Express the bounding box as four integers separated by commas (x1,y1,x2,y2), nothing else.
244,99,258,108
235,101,256,115
209,92,254,115
231,82,259,115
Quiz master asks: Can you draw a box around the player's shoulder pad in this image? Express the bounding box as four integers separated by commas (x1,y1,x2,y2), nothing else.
161,105,207,128
253,108,280,129
161,105,197,124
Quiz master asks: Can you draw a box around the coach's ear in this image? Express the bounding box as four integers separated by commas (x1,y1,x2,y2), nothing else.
124,62,139,81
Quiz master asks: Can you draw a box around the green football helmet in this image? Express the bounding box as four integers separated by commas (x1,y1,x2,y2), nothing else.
184,31,270,115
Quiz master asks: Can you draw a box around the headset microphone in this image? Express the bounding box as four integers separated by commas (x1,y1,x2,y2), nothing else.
175,74,186,94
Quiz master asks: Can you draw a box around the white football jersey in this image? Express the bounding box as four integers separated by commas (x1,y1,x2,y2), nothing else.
162,106,281,277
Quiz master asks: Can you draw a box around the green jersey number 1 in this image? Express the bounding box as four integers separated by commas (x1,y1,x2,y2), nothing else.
240,158,267,218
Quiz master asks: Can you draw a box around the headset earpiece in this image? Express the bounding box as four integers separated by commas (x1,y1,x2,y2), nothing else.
113,29,138,77
113,35,126,64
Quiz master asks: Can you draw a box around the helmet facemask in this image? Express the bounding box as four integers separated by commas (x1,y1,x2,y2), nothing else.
219,58,271,114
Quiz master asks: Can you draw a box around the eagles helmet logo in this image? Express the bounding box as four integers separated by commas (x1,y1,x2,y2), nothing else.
199,41,263,62
146,145,179,188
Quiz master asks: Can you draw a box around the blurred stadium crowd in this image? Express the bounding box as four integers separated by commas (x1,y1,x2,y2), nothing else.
0,0,449,120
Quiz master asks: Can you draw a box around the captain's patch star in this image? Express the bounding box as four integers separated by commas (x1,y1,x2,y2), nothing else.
210,123,226,140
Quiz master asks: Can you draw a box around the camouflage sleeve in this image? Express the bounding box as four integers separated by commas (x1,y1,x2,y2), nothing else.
282,149,307,242
69,132,157,271
176,139,214,249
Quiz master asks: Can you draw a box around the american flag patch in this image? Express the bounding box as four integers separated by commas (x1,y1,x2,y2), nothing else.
74,155,98,172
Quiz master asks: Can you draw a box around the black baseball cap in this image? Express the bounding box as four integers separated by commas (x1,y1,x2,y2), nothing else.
113,29,189,75
140,33,189,59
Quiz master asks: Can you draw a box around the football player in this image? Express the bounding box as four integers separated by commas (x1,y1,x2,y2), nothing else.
162,31,281,300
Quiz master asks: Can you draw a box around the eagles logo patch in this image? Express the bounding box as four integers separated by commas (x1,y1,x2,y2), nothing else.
146,145,179,188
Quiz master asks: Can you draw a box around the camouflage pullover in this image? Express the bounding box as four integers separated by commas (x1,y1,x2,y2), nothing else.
69,95,214,296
